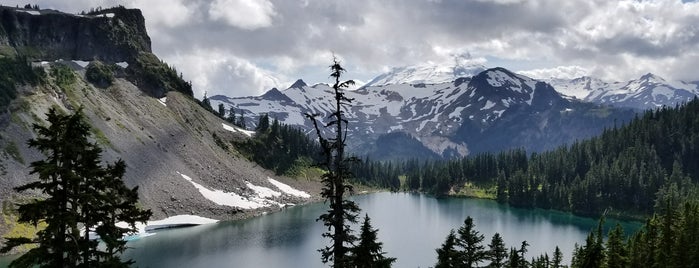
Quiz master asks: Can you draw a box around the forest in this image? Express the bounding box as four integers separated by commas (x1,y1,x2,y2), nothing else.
213,94,699,267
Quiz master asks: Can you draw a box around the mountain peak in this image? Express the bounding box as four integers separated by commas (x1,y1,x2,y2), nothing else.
639,73,665,83
364,58,486,87
288,79,307,89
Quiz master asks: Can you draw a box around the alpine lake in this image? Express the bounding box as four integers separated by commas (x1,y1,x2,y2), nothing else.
0,192,640,268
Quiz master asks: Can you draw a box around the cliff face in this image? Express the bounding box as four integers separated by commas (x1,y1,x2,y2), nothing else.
0,6,150,63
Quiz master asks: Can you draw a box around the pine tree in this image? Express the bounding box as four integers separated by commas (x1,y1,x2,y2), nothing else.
256,113,270,132
237,110,246,129
552,246,564,268
455,216,487,267
605,224,628,268
572,219,605,268
0,107,151,267
227,107,236,123
435,230,459,268
201,91,213,112
487,233,508,268
307,57,361,267
350,214,396,268
217,103,225,118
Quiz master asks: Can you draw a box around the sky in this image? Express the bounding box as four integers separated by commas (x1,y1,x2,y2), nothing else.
5,0,699,98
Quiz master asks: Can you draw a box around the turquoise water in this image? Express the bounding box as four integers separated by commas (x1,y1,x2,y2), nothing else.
0,192,640,267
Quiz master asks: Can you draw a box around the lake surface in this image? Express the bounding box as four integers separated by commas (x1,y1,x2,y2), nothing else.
1,192,640,268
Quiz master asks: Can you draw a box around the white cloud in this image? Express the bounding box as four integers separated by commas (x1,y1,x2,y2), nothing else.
519,66,590,80
128,0,195,28
164,49,283,98
5,0,699,94
208,0,276,30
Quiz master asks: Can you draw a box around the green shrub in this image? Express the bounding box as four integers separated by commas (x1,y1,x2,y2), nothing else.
128,52,193,97
0,56,42,108
85,61,115,88
50,64,76,89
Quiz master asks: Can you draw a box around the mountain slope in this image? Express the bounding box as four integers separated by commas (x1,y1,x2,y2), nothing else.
548,74,699,110
0,6,319,249
213,67,635,160
364,60,486,87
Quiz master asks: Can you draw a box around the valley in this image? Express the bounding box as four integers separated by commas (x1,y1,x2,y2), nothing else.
1,2,699,268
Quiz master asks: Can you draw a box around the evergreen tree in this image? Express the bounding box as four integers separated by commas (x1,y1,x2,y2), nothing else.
0,108,151,267
201,91,213,112
227,107,236,123
571,219,605,268
350,214,396,268
455,216,487,267
605,224,628,268
217,103,225,118
237,110,246,129
435,230,459,268
307,57,361,267
487,233,508,268
551,246,564,268
256,113,270,132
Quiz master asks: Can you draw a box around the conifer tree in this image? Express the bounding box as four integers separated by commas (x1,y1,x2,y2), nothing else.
551,246,564,268
306,57,361,267
256,113,270,132
201,91,213,112
218,103,225,118
456,216,487,267
435,230,459,268
605,224,628,268
487,233,508,268
350,214,396,268
0,107,151,267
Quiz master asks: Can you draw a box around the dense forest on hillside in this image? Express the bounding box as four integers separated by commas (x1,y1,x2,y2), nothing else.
227,97,699,218
410,97,699,216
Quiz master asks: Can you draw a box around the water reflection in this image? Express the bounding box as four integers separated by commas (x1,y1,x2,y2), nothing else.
1,193,640,268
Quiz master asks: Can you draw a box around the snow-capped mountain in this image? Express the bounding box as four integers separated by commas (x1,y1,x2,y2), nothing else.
211,67,634,160
548,74,699,110
364,61,486,87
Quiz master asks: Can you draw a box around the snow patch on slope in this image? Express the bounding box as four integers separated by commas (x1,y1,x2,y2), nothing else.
180,172,268,209
268,178,310,198
222,123,255,137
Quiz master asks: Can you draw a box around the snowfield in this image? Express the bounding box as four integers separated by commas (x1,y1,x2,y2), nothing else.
180,172,268,209
179,172,310,210
222,123,255,137
268,178,311,198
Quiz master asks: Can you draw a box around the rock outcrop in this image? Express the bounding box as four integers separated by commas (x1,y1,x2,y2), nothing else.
0,6,150,63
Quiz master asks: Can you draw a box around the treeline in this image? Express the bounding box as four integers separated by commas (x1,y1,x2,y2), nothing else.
434,216,565,268
0,55,44,108
219,96,699,217
569,201,699,268
234,114,322,176
434,200,699,268
364,98,699,216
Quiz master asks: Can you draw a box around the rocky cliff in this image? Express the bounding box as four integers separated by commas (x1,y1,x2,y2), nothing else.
0,6,150,63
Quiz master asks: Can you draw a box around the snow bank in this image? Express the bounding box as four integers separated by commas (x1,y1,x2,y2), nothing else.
73,60,90,68
222,123,255,137
115,214,218,240
19,10,40,15
268,178,311,198
246,181,281,198
144,215,219,231
180,172,266,209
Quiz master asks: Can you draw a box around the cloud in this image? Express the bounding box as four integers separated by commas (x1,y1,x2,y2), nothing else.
208,0,276,30
5,0,699,96
164,49,284,98
519,66,590,80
